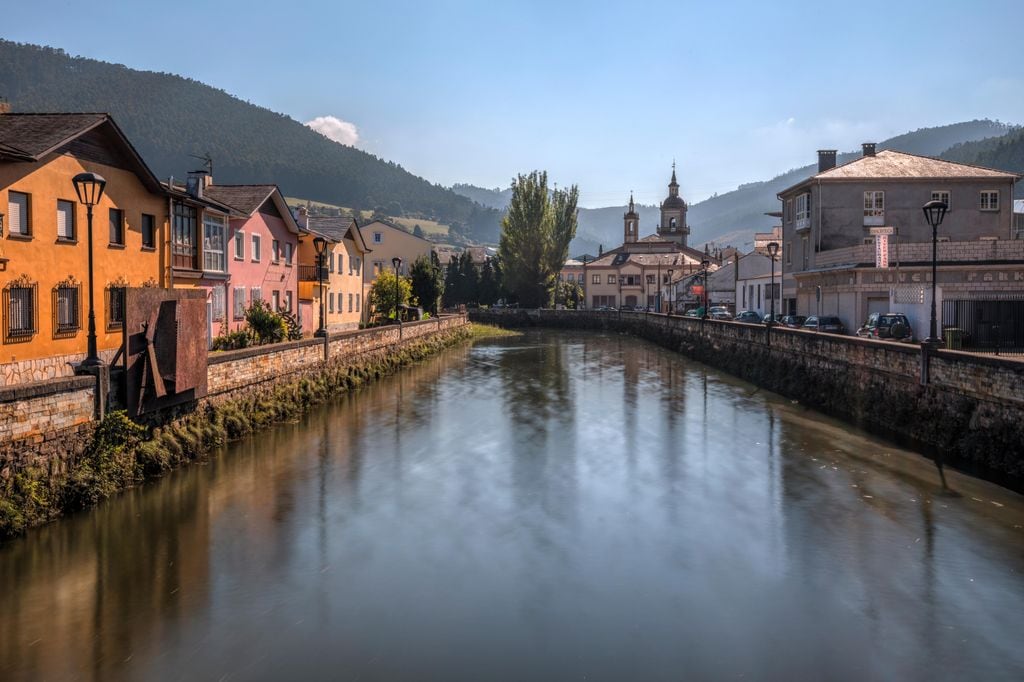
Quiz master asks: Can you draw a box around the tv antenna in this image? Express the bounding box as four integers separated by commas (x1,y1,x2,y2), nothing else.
189,152,213,176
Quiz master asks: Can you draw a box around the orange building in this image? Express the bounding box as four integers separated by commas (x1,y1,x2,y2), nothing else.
0,113,171,385
296,212,371,332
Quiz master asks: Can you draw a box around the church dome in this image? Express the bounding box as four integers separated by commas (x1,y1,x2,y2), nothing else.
661,195,687,209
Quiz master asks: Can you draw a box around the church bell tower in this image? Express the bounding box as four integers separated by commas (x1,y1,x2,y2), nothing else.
623,193,638,244
657,163,689,247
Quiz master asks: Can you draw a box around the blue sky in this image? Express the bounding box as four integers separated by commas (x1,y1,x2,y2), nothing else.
5,0,1023,207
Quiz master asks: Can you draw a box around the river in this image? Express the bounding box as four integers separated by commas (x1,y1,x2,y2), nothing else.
1,331,1023,681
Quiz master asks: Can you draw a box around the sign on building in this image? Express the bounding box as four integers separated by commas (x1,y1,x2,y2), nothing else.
874,234,890,269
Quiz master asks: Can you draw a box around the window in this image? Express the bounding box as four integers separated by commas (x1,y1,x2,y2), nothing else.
53,281,80,336
272,290,280,311
172,202,198,269
802,236,809,269
284,242,293,266
251,234,261,262
57,200,75,241
272,239,280,263
931,190,951,210
4,280,37,341
8,191,30,236
234,230,245,260
337,253,344,273
663,275,669,284
355,293,360,312
141,213,155,249
795,193,810,228
646,274,655,284
351,257,360,276
106,286,126,330
203,214,226,272
373,232,383,244
785,242,791,265
784,198,792,224
607,275,616,284
233,286,246,319
979,190,999,211
329,252,335,273
285,291,293,312
211,286,225,322
863,191,885,224
348,293,353,312
109,208,125,245
250,287,262,303
592,274,600,284
329,292,335,313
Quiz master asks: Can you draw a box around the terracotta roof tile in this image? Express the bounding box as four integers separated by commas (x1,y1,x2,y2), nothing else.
816,149,1018,180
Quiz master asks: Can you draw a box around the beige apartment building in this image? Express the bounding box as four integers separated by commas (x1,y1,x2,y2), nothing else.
361,219,432,280
297,213,371,332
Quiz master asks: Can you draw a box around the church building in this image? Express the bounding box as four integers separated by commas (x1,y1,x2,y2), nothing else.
581,165,715,311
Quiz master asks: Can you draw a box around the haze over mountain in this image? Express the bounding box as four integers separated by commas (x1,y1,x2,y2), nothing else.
454,120,1022,255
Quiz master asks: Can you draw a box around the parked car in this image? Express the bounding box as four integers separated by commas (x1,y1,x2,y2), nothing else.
802,316,846,334
856,312,914,342
734,310,762,323
709,306,732,320
780,315,806,328
762,313,782,325
683,308,701,317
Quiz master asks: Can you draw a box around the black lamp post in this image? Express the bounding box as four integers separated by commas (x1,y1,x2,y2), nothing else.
922,200,948,346
667,269,674,315
392,256,403,323
580,255,591,309
72,172,107,368
767,241,780,325
313,236,327,337
700,257,711,319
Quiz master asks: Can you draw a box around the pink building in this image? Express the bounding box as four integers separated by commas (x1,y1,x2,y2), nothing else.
203,184,301,333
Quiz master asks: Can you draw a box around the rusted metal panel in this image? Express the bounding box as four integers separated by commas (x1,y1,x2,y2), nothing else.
124,288,207,416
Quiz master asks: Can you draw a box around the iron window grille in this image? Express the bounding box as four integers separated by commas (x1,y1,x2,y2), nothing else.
4,280,38,343
106,286,126,330
52,282,82,337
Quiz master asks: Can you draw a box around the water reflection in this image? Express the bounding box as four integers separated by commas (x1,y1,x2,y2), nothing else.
1,331,1023,681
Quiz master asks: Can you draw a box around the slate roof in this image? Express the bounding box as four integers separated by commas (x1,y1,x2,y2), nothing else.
305,215,371,253
0,113,107,160
588,250,700,269
204,184,277,216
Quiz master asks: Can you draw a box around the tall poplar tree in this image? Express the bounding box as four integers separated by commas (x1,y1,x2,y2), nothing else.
497,171,579,308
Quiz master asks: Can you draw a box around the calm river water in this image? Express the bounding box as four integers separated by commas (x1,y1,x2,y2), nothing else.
2,331,1023,681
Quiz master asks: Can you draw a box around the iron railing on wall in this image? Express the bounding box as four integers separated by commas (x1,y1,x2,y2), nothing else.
942,297,1024,355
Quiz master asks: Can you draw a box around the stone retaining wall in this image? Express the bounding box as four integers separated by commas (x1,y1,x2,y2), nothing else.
472,309,1024,486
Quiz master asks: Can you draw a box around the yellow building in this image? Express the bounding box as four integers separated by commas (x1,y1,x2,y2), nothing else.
360,219,432,282
0,113,169,384
297,213,371,332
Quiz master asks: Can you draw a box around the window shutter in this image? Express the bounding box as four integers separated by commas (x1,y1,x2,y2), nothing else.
8,192,28,235
57,200,74,239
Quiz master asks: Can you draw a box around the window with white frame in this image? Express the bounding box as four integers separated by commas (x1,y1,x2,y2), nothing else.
284,242,293,266
285,291,293,312
233,287,246,319
592,274,600,284
8,191,30,236
250,287,262,303
234,230,245,260
795,193,810,224
251,234,261,262
864,191,885,223
272,239,280,263
211,286,225,321
607,274,615,284
272,290,280,311
57,200,75,240
203,214,227,272
373,232,383,244
931,190,951,210
646,274,655,284
979,191,999,211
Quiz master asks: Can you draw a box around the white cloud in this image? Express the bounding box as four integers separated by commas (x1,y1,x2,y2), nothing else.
305,115,360,146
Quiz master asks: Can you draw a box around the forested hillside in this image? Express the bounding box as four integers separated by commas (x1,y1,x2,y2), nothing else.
0,40,501,242
941,128,1024,197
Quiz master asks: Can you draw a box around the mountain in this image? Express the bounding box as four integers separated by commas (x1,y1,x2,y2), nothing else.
940,127,1024,197
0,40,501,242
455,120,1017,253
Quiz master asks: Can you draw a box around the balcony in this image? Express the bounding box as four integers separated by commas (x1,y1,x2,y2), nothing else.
795,217,811,231
299,264,327,281
863,210,885,227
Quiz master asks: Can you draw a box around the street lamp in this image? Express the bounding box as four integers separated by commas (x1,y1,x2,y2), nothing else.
392,256,403,323
72,172,107,367
312,236,327,337
667,269,674,315
700,257,711,319
766,241,780,325
580,255,591,310
922,200,948,346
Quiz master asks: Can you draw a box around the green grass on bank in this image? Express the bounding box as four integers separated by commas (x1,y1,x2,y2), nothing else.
468,323,522,339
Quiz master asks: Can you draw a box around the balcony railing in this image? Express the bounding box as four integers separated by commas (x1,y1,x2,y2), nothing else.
298,264,327,281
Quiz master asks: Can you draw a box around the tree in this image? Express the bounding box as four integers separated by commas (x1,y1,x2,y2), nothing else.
413,224,425,239
443,256,461,307
458,251,480,303
478,258,500,306
497,171,579,308
368,270,413,320
410,253,444,315
554,280,584,309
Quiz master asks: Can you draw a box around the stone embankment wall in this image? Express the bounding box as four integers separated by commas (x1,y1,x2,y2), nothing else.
472,309,1024,485
0,315,469,482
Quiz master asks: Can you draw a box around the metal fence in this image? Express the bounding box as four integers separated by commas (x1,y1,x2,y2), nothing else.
942,298,1024,355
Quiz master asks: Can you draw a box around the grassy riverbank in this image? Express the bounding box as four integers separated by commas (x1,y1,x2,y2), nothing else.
0,327,471,539
467,322,523,339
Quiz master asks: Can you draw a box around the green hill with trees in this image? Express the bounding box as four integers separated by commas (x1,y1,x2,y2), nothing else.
0,40,501,242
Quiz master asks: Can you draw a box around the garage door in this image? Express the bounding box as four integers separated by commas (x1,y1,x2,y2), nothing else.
867,296,889,317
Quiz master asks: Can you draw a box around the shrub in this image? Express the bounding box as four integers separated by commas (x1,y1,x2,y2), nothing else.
245,300,288,344
211,329,252,350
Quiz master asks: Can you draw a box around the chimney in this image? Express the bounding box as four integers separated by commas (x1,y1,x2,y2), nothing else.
817,149,837,173
862,142,876,157
0,97,10,115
